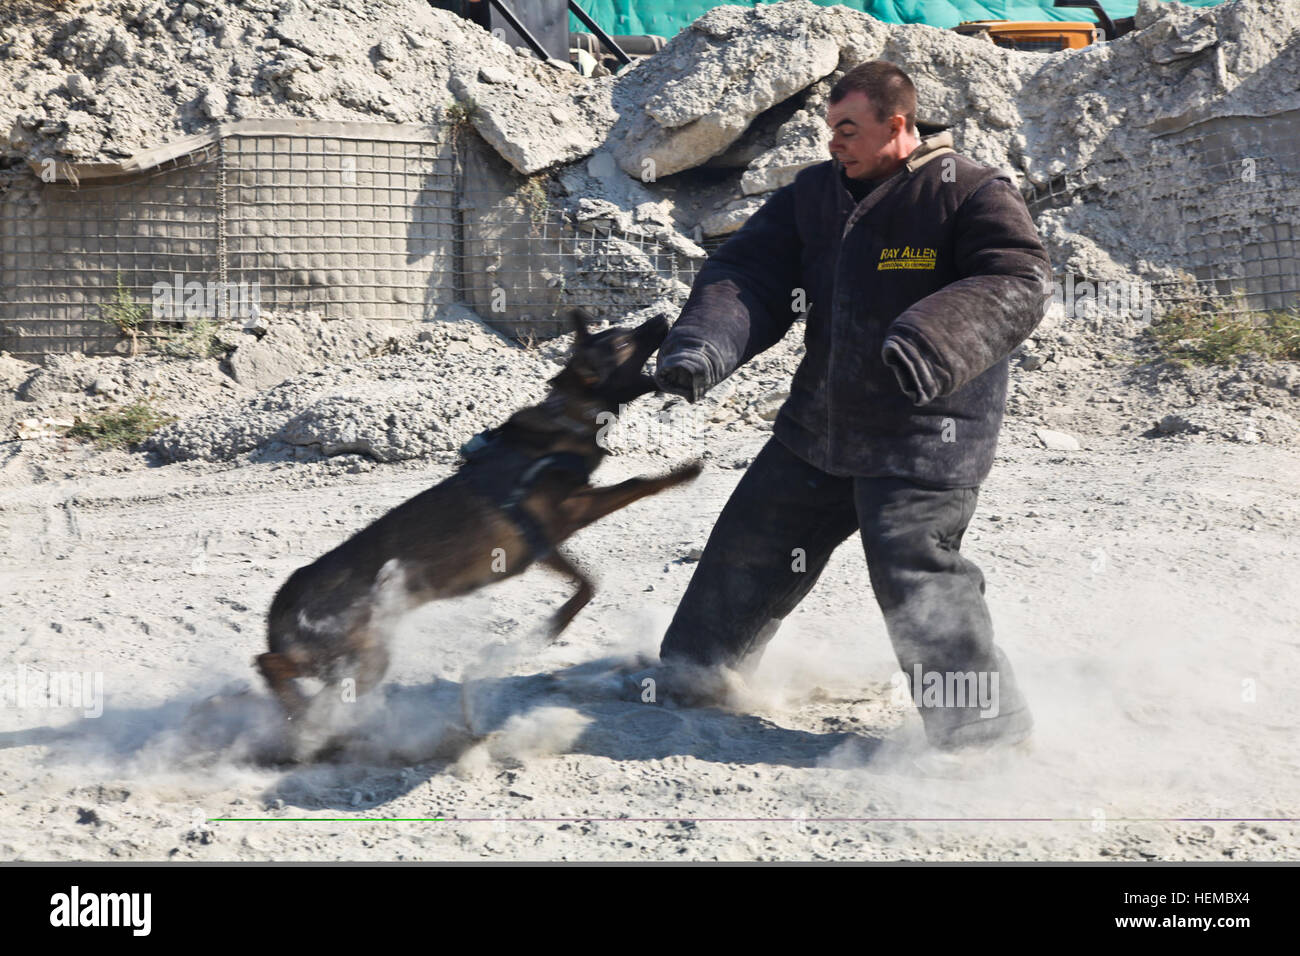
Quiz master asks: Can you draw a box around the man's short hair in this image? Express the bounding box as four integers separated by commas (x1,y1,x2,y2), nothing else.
829,61,918,133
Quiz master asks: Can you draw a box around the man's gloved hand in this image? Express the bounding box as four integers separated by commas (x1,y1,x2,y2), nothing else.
653,350,713,404
882,331,947,406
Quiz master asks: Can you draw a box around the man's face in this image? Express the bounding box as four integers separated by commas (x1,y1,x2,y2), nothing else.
827,90,907,181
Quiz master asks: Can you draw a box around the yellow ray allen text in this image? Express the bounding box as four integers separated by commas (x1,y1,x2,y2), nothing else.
879,246,938,270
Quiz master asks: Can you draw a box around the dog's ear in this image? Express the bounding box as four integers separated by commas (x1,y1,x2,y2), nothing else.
634,311,672,347
569,308,594,344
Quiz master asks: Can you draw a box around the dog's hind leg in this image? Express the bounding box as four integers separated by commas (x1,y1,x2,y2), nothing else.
337,562,406,698
539,548,595,639
256,652,311,720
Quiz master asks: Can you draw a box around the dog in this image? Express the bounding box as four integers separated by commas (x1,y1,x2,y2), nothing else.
256,308,701,721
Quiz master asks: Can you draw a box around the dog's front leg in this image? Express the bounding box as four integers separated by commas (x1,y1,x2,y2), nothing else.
539,548,594,639
557,461,703,535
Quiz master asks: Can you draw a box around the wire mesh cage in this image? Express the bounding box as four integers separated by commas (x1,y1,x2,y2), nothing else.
221,125,457,324
0,119,705,359
0,145,221,357
1024,107,1300,324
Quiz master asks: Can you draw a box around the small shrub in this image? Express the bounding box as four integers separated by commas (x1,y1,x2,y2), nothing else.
159,317,225,359
1146,294,1300,366
99,271,151,357
444,98,476,152
67,399,177,450
518,175,551,227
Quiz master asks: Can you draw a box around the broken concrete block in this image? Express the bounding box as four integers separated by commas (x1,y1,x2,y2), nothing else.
699,195,766,238
478,64,513,85
449,70,614,175
1035,427,1081,450
611,1,848,178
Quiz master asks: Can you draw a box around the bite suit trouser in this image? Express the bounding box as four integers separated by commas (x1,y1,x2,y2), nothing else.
660,435,1032,749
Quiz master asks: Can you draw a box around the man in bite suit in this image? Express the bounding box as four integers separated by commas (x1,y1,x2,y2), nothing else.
650,60,1052,752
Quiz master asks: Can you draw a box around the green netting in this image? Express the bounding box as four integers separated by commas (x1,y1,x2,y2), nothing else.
570,0,1231,36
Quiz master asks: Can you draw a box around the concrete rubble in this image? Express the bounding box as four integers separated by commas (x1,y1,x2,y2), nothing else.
220,310,417,391
146,306,543,463
0,0,613,173
3,1,1295,241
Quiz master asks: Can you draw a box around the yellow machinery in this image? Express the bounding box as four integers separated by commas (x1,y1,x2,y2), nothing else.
954,1,1137,52
953,20,1103,51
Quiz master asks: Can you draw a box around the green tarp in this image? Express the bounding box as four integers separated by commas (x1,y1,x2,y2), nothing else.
570,1,1231,36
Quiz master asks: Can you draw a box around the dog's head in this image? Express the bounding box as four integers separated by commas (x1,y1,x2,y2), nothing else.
551,307,669,406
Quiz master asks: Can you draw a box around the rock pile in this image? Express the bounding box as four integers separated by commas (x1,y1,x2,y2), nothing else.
2,0,1298,460
6,0,1298,264
0,0,611,173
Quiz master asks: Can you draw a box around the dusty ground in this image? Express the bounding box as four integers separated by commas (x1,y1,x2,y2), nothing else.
1,384,1297,860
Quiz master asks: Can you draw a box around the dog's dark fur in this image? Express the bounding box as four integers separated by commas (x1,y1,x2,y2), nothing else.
257,309,699,720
